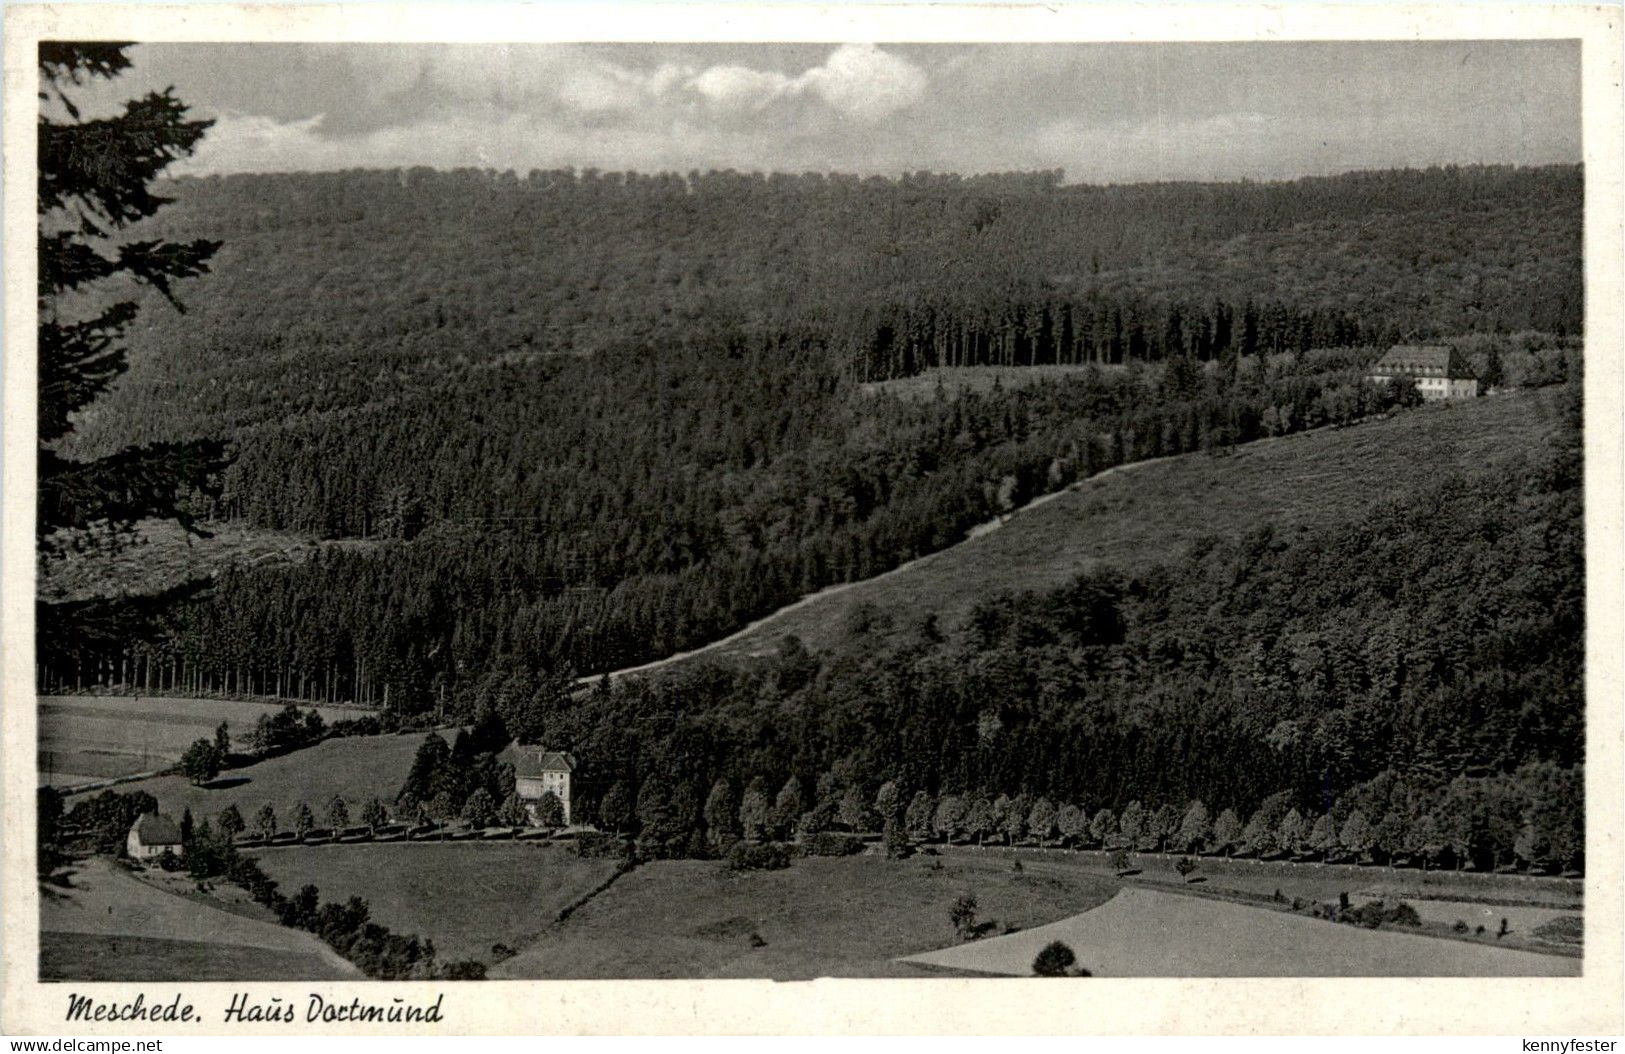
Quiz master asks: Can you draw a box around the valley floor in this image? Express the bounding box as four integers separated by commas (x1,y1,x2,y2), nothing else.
37,840,1583,981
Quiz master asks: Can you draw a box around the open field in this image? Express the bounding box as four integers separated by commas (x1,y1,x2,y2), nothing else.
39,855,356,981
962,846,1583,909
248,844,622,964
491,853,1119,979
39,695,375,788
94,730,426,823
1349,895,1578,937
41,932,349,983
898,887,1581,977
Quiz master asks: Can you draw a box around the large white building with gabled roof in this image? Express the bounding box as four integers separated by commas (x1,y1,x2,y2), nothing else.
1368,345,1479,400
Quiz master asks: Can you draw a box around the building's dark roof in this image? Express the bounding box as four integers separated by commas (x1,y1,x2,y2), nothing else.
130,812,183,845
510,745,576,779
1370,345,1476,380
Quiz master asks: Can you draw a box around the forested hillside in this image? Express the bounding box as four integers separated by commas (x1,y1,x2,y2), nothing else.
72,163,1579,453
441,380,1583,872
41,164,1583,696
43,344,1487,699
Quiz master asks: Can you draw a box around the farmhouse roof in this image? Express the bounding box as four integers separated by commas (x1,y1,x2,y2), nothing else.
130,812,183,846
1371,345,1476,380
510,745,576,778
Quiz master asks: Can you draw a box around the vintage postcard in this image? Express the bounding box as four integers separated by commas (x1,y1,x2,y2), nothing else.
2,1,1622,1036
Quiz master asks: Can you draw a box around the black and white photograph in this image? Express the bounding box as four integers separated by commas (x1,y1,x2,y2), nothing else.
5,2,1623,1036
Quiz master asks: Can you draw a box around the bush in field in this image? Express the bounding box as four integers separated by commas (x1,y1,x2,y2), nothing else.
574,831,632,860
950,893,979,940
1174,856,1197,881
1110,849,1132,875
1032,940,1077,977
1339,899,1421,929
1532,916,1583,945
801,832,865,857
251,705,328,755
330,715,384,737
727,841,792,871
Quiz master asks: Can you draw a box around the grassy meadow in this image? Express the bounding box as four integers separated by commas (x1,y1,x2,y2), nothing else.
491,853,1119,979
247,844,623,964
984,846,1584,909
39,695,374,788
898,886,1581,977
89,728,426,824
39,856,356,981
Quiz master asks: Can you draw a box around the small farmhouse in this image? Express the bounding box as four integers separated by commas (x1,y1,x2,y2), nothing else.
126,812,184,861
1368,345,1479,400
512,745,575,826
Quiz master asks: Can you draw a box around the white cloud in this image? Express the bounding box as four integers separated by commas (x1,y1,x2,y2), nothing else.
156,43,1578,182
795,44,927,122
684,44,927,122
688,65,792,113
555,63,648,114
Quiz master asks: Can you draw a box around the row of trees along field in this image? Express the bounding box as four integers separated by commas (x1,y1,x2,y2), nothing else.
41,342,1510,695
401,384,1581,871
596,763,1580,874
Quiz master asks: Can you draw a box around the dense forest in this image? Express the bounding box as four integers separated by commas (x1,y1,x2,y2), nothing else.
414,378,1582,871
70,164,1579,453
40,164,1584,691
40,164,1582,704
43,342,1505,698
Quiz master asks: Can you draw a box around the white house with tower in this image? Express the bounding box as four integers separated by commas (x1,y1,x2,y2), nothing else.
512,745,575,826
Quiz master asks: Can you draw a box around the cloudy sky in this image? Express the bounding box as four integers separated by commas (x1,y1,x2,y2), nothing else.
74,41,1581,183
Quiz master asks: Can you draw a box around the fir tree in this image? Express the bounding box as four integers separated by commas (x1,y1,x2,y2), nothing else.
36,43,226,556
